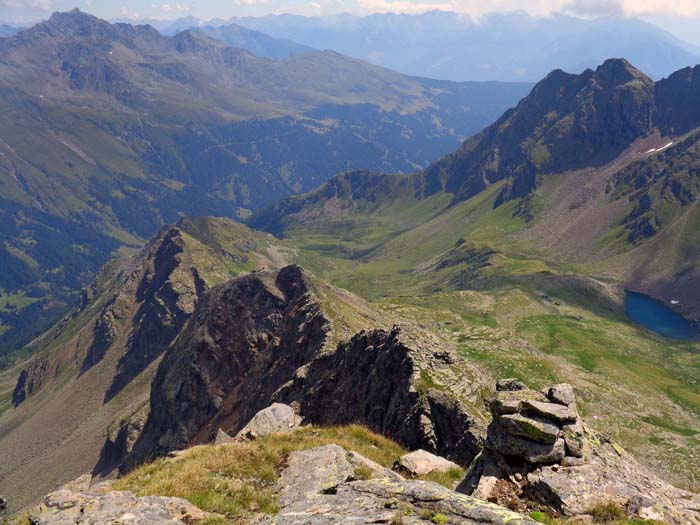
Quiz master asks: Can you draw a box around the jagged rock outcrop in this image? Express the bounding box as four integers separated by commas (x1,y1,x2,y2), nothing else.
93,404,149,476
104,227,205,401
459,380,700,524
258,444,537,524
424,58,656,205
126,265,486,470
479,380,584,466
11,357,50,407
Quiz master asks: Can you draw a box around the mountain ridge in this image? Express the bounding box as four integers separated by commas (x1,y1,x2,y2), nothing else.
249,58,700,321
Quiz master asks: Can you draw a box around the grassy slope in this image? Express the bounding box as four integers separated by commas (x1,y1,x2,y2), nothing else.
262,179,700,487
115,425,463,521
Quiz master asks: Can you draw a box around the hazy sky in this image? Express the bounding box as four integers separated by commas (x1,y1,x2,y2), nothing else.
2,0,700,45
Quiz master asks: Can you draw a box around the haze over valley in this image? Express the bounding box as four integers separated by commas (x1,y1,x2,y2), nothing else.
0,3,699,525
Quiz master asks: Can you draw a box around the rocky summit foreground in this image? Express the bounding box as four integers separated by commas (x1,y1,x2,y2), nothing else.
29,421,537,525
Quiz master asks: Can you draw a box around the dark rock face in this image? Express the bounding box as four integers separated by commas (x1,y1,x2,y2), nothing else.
126,265,485,470
93,404,149,477
276,328,484,465
11,357,50,407
104,228,203,401
80,298,121,374
655,65,700,136
424,59,656,205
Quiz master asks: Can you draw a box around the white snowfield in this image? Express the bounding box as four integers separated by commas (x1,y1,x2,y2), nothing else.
646,142,674,154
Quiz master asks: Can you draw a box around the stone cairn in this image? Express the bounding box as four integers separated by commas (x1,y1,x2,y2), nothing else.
487,379,584,465
458,379,585,498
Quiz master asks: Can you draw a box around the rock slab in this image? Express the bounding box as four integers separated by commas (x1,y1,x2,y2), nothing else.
30,489,212,525
257,444,537,525
395,449,461,476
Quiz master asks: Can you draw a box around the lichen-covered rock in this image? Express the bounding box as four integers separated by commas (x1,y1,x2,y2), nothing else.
277,445,355,505
521,400,578,423
347,450,403,480
258,444,537,525
481,381,584,466
546,384,576,407
497,414,560,444
235,403,302,440
459,381,700,525
29,489,213,525
525,438,700,523
60,474,92,492
394,449,461,476
496,378,528,392
561,420,585,458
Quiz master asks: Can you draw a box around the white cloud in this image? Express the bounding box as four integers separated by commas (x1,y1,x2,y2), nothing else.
152,2,190,13
352,0,700,17
119,5,141,19
0,0,52,9
311,2,322,8
233,0,272,5
358,0,455,14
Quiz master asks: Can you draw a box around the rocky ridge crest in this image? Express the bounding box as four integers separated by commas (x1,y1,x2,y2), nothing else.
125,265,488,470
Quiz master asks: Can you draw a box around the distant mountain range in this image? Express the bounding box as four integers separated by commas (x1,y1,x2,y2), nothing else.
194,23,313,59
0,9,529,354
0,24,20,37
112,15,314,59
225,11,700,82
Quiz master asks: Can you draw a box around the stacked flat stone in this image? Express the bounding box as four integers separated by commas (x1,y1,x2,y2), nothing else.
486,379,585,465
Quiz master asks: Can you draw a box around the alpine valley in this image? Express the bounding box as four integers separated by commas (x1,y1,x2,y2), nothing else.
0,8,699,525
0,9,530,353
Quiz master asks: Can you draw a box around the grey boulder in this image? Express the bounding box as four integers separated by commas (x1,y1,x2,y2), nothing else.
235,403,302,440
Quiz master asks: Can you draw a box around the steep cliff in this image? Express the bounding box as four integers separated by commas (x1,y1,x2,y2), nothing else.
126,265,489,470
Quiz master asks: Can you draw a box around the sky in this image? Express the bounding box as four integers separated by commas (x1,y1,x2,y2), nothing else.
1,0,700,45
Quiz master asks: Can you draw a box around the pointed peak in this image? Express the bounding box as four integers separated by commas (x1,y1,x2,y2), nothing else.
44,8,106,31
593,58,651,86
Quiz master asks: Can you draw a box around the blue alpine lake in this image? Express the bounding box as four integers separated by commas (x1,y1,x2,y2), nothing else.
625,291,700,341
